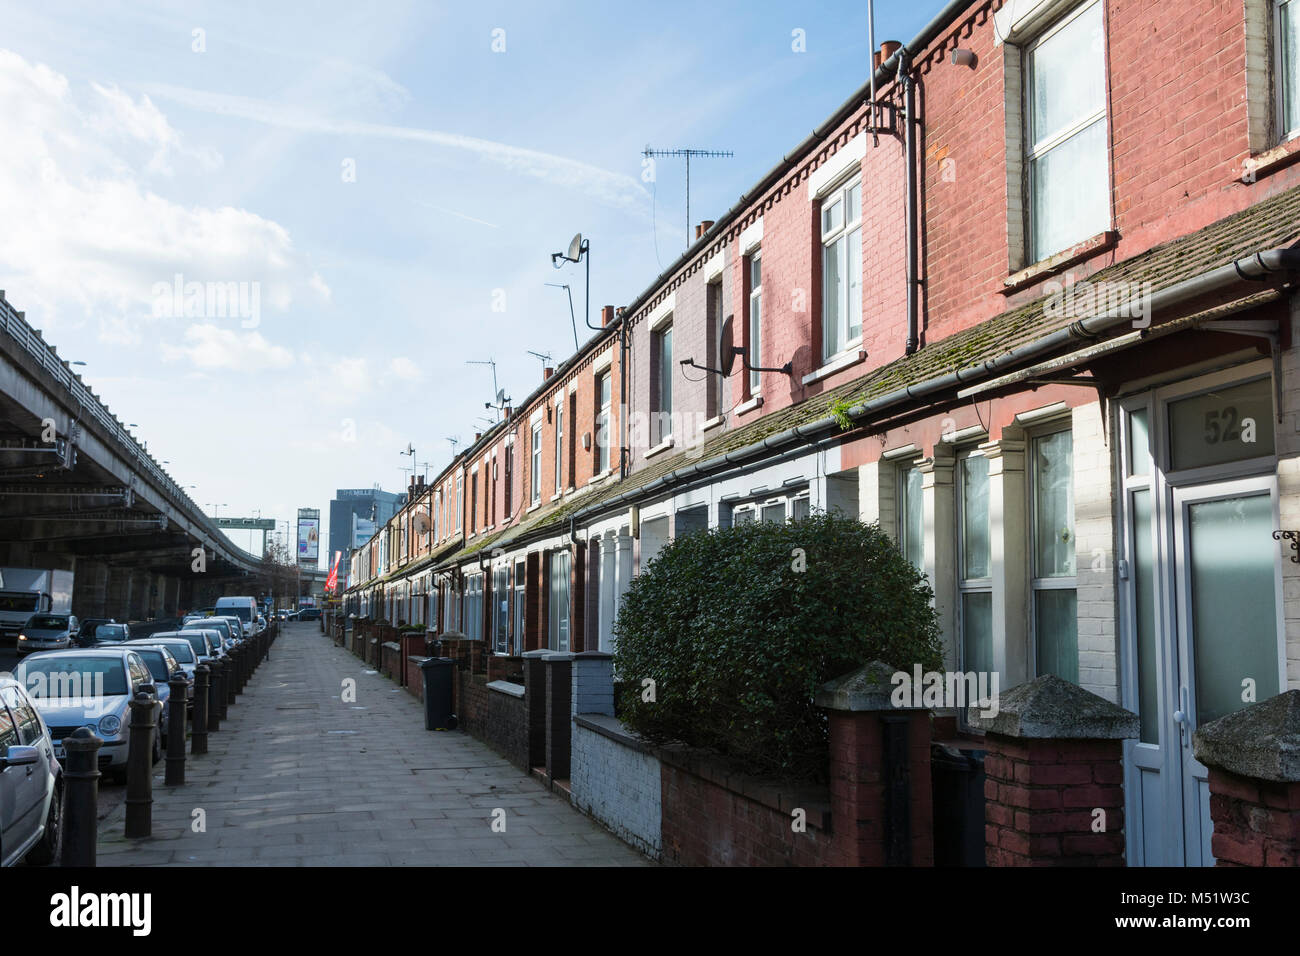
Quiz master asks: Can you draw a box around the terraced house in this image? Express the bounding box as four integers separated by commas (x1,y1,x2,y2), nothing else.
346,0,1300,866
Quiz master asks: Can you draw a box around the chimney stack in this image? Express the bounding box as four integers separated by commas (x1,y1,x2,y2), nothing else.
601,305,614,327
543,366,554,381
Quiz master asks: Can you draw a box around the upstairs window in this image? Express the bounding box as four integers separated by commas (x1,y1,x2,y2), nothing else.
654,323,673,442
554,401,564,495
1025,0,1109,260
454,474,463,533
821,177,862,361
747,252,763,394
530,423,542,504
596,371,612,473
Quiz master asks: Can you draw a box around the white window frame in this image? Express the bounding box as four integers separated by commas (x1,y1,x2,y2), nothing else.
493,564,510,654
531,423,542,504
596,371,612,474
513,560,526,655
554,398,564,496
1023,0,1109,262
655,322,674,442
956,448,993,676
748,251,763,394
820,175,863,362
1028,425,1078,680
548,550,570,652
454,474,463,533
897,459,925,572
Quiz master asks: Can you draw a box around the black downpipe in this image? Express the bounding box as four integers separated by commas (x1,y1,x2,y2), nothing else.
901,47,920,355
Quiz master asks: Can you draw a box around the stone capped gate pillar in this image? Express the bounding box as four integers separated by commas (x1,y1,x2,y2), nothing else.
969,675,1138,866
1194,690,1300,867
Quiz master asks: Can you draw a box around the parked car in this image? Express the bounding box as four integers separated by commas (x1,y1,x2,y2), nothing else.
275,610,288,622
88,622,131,645
298,609,321,621
157,629,222,665
15,649,162,785
0,675,62,866
120,645,183,742
74,617,115,647
213,615,246,645
184,618,236,652
122,637,198,681
16,614,78,655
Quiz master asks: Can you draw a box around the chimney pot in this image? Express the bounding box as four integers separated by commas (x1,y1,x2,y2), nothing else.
601,305,614,327
881,40,901,62
543,366,554,380
700,219,715,235
475,432,481,441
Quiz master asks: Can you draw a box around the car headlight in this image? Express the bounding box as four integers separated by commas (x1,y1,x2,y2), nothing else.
17,634,26,641
98,714,121,736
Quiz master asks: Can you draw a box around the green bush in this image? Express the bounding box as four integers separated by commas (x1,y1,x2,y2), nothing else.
612,513,941,782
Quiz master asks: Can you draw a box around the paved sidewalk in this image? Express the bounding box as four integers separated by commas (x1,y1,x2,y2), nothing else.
96,623,647,866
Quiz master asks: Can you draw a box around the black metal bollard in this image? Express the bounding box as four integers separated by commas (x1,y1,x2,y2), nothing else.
233,646,245,696
60,728,102,867
124,693,156,838
192,664,210,754
208,659,224,729
165,674,188,786
224,653,237,707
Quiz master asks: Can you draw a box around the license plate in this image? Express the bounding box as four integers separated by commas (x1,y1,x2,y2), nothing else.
53,742,65,760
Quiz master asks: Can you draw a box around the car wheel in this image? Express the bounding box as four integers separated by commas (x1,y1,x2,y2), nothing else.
25,782,63,866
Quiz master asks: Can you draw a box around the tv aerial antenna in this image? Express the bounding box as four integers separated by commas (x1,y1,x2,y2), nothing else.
526,350,552,376
642,145,734,250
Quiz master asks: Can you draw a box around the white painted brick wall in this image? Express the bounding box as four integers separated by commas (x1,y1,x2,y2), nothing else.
569,722,661,859
1072,400,1120,703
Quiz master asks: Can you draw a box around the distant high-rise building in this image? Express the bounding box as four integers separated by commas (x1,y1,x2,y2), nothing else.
329,488,404,584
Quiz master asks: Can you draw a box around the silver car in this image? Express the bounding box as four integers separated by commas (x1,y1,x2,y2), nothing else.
0,676,62,866
16,614,78,655
15,649,162,785
181,619,234,654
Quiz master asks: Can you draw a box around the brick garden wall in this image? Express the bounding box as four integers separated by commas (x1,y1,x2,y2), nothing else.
659,749,832,867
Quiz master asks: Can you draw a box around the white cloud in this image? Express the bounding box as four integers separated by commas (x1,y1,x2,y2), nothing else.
0,49,329,342
388,357,422,381
160,324,295,371
143,82,650,215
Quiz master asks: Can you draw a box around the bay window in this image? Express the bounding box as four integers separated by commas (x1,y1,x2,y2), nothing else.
1031,429,1077,682
958,452,993,676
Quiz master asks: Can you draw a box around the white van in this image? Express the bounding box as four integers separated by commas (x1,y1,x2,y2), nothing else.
213,596,258,638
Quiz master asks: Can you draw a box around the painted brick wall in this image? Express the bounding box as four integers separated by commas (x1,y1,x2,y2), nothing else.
1276,293,1300,692
570,719,662,859
1072,400,1119,703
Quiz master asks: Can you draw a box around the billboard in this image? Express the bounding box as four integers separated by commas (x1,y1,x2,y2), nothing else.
297,508,320,565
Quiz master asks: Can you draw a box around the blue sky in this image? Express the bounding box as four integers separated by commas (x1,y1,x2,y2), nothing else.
0,0,932,563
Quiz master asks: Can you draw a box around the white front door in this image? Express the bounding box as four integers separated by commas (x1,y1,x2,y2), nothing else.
1119,366,1285,866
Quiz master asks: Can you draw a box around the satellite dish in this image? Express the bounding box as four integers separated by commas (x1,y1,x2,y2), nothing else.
567,233,583,261
495,388,506,405
719,316,736,376
413,513,431,534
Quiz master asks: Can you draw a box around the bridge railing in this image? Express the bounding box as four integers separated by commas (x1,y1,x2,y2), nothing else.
0,291,262,569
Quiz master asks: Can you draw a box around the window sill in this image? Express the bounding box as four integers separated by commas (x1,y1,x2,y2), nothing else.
801,349,866,385
701,414,726,432
587,468,615,485
526,501,541,514
645,436,676,459
1242,136,1300,182
734,395,764,415
1002,230,1118,295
